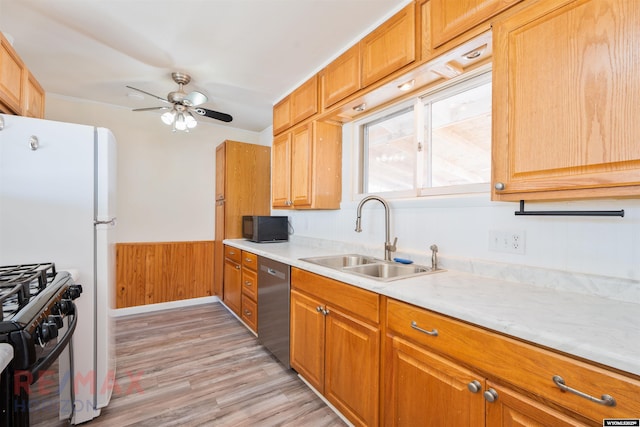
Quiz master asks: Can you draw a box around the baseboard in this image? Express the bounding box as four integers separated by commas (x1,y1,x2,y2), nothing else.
112,296,220,317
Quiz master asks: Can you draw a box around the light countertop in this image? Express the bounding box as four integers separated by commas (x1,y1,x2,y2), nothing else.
224,238,640,377
0,343,13,372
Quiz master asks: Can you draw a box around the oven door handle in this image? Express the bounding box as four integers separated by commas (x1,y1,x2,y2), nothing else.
28,302,78,384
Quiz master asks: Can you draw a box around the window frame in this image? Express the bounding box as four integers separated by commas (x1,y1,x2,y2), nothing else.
354,66,492,200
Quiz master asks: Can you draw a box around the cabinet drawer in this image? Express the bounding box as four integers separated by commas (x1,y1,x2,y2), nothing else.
386,298,640,423
241,267,257,301
292,268,379,324
242,251,257,271
241,294,257,332
224,245,241,263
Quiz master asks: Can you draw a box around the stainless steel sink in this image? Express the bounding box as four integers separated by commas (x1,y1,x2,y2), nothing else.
300,254,379,269
300,254,444,282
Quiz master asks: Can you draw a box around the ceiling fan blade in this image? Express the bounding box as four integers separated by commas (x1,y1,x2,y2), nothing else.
183,91,208,107
194,108,233,123
126,85,171,104
132,106,171,112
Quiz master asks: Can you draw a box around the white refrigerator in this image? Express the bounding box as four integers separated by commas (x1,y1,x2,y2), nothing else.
0,113,116,424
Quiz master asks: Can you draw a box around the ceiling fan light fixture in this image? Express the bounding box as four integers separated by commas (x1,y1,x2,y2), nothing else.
174,112,187,131
185,112,197,129
161,110,176,125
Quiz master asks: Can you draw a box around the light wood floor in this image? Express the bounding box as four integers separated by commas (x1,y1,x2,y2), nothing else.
84,303,346,427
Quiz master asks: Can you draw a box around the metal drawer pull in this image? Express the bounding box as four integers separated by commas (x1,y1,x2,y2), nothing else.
411,321,438,336
244,281,252,286
552,375,616,407
244,310,252,316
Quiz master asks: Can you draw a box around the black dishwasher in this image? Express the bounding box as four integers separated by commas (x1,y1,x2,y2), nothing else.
257,256,291,368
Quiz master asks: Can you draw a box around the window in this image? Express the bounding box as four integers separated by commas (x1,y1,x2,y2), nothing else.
359,70,491,197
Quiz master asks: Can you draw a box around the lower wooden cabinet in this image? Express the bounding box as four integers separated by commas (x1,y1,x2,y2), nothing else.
290,268,380,427
222,246,242,316
240,250,258,332
384,297,640,426
384,334,485,426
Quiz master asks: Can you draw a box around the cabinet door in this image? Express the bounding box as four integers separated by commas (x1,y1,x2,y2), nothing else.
322,44,361,108
271,132,292,208
325,305,380,427
492,0,640,201
273,95,291,135
290,124,313,208
290,289,325,393
223,258,241,316
385,335,485,426
23,70,44,118
291,75,318,125
0,34,25,114
431,0,522,48
361,3,415,87
485,381,589,427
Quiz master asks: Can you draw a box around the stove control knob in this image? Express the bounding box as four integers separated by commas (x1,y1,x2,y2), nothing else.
39,320,59,343
59,299,73,315
67,284,83,300
50,302,61,315
48,314,64,328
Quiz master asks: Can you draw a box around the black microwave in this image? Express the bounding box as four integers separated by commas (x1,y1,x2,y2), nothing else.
242,216,289,242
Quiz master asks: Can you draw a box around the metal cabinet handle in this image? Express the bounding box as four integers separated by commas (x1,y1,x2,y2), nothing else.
235,265,240,270
467,380,482,393
483,388,498,403
315,306,329,316
494,182,505,191
552,375,616,407
229,250,236,255
245,258,253,263
316,306,323,313
244,310,252,316
244,281,252,286
411,321,438,336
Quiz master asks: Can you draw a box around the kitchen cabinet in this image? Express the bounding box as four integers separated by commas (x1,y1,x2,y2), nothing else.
222,245,242,316
271,120,342,210
214,140,270,297
273,96,291,135
492,0,640,201
385,297,640,425
290,268,380,427
361,3,416,87
430,0,522,48
321,44,361,109
272,75,318,135
0,32,25,115
240,250,258,332
22,70,45,118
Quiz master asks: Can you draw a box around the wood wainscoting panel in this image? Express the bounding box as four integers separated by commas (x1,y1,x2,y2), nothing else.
116,241,214,308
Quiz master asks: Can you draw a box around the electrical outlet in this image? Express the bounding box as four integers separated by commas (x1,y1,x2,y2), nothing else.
489,230,525,254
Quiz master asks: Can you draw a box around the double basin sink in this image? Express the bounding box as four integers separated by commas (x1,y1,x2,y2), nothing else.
300,254,444,282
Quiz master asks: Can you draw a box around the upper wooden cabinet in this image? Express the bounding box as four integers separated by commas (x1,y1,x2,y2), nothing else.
430,0,523,48
272,120,342,210
272,95,291,135
273,75,319,135
361,3,416,87
0,33,25,115
0,32,45,118
321,44,361,109
492,0,640,201
23,70,45,118
291,74,318,124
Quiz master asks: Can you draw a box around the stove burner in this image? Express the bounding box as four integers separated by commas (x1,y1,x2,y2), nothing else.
0,263,56,321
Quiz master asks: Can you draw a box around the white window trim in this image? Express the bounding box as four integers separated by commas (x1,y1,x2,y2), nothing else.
353,64,492,201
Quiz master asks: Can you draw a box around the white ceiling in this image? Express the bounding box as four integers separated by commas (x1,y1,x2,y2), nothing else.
0,0,409,132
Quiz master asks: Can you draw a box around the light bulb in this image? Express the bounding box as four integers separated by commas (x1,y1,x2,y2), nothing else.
185,113,197,129
175,113,187,131
161,110,175,125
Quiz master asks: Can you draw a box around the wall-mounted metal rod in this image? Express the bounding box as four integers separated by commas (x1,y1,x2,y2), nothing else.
515,200,624,217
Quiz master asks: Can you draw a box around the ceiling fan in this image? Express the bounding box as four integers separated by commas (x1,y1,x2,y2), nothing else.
126,72,232,131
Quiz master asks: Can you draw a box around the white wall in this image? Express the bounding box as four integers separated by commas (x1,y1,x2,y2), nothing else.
276,123,640,281
45,95,262,243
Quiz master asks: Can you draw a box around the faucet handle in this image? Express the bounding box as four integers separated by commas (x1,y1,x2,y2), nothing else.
387,237,398,252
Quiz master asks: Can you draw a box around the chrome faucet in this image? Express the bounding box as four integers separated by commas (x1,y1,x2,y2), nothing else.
430,244,438,270
355,195,397,261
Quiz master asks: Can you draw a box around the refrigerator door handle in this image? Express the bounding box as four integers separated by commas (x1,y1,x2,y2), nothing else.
94,217,117,226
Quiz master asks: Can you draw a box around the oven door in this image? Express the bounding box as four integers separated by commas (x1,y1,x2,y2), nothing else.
13,306,77,427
